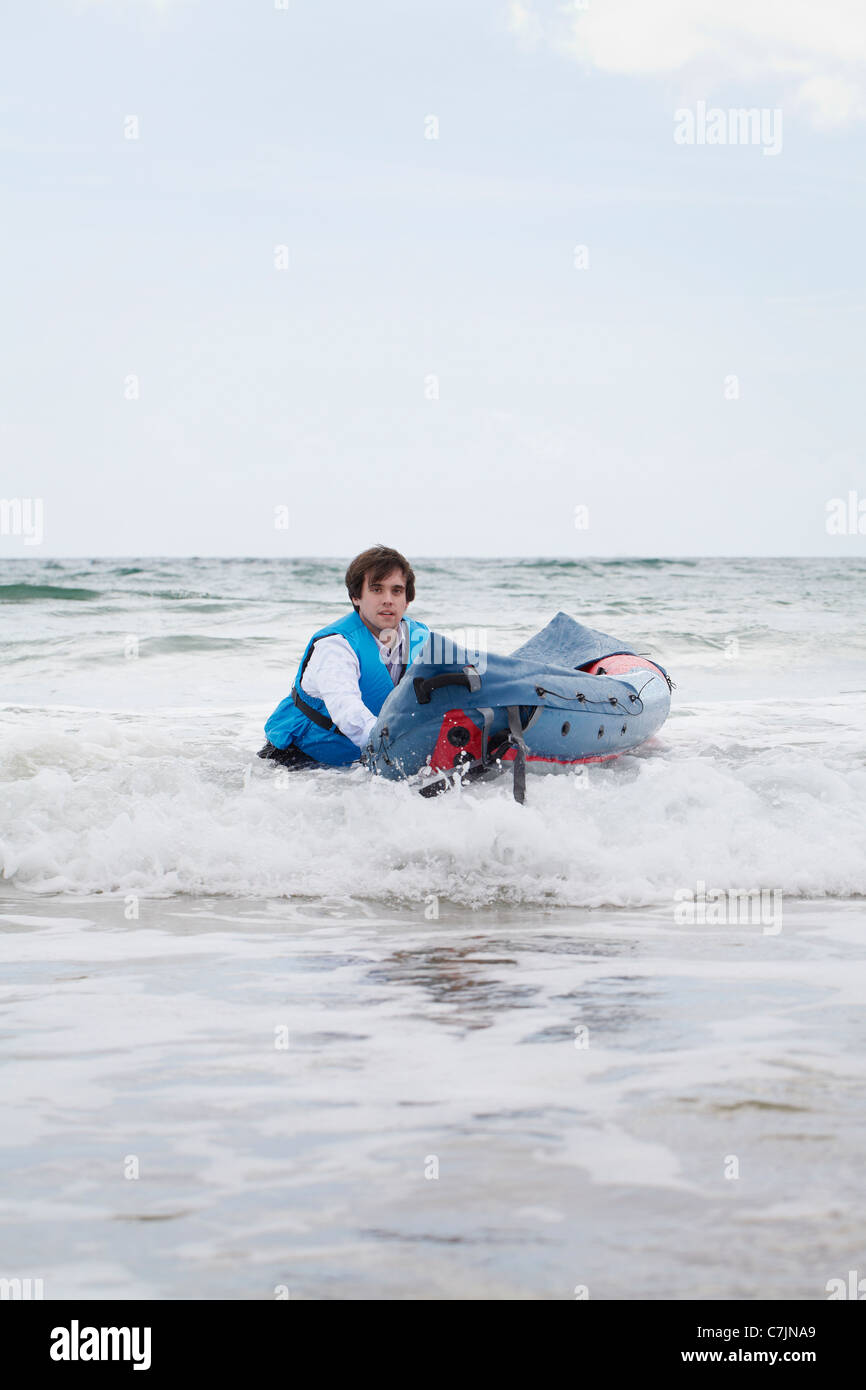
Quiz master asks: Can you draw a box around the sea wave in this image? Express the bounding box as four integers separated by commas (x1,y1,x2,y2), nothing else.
136,634,274,654
0,584,103,602
2,711,864,906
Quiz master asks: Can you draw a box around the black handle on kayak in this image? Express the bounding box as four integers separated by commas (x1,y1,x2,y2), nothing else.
413,666,482,705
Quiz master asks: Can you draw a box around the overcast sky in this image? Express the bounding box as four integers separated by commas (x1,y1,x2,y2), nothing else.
2,0,865,557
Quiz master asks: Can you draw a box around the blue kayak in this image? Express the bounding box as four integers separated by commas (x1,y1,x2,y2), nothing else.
363,611,672,801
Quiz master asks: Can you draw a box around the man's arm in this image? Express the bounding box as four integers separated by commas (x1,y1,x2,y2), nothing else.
300,635,377,748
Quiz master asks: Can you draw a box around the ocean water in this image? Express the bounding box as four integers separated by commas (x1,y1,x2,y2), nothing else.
1,556,865,1299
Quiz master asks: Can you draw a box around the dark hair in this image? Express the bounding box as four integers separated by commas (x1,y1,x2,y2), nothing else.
345,545,416,610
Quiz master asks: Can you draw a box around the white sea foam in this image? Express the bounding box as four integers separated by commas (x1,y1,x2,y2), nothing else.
2,694,864,905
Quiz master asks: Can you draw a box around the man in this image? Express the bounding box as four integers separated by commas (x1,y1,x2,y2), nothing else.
258,545,430,769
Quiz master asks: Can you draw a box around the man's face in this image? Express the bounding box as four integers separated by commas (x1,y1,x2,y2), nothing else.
355,567,409,639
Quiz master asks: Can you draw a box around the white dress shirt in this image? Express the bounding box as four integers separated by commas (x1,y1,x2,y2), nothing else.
299,619,407,748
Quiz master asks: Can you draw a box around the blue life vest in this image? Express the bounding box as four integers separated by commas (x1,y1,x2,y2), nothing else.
264,609,431,766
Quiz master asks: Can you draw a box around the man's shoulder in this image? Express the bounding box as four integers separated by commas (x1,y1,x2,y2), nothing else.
301,633,359,691
308,631,356,658
309,610,361,639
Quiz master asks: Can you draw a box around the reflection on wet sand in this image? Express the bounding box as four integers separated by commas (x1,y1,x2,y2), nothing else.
1,897,863,1299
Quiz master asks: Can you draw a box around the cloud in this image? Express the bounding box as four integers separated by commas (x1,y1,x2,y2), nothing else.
796,74,866,128
71,0,196,14
509,0,866,129
507,1,545,46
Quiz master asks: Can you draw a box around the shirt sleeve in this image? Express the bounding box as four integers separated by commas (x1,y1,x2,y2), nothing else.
300,634,378,748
